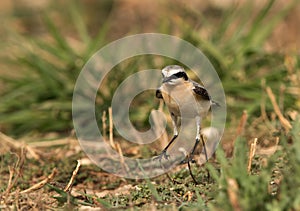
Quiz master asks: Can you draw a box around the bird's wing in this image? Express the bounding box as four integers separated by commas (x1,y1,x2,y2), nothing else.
156,87,163,99
191,81,210,101
191,80,220,106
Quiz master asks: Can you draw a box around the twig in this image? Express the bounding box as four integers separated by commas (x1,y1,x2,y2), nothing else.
266,87,292,131
18,168,57,194
115,143,130,175
247,138,258,173
108,107,116,149
64,160,81,192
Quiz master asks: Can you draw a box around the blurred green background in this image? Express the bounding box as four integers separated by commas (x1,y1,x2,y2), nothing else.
0,0,299,137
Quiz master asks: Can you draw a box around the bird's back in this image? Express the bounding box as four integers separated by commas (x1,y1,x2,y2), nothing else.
160,81,211,118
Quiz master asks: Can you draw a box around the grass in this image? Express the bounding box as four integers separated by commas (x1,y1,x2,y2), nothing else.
0,1,110,135
1,117,299,210
0,0,300,210
0,0,298,136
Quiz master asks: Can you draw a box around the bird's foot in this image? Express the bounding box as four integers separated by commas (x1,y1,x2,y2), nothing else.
179,154,196,165
154,150,170,162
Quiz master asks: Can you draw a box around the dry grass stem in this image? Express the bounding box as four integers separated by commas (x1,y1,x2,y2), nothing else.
247,138,258,173
102,110,107,140
14,189,20,210
266,86,292,131
18,168,58,194
236,110,248,137
28,138,76,148
183,191,193,202
4,166,15,201
108,107,116,149
0,131,22,149
115,143,130,174
25,146,40,160
227,111,248,157
256,137,281,156
227,178,241,211
3,149,26,201
64,160,81,192
0,132,40,159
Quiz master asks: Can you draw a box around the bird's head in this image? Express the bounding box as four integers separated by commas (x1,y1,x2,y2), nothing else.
161,65,188,85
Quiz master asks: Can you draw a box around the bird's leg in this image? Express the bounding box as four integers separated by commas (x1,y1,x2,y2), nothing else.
180,116,205,164
199,133,210,181
188,134,209,163
181,116,210,183
187,157,198,184
188,137,200,163
201,134,209,163
180,138,199,164
155,134,177,161
155,114,178,161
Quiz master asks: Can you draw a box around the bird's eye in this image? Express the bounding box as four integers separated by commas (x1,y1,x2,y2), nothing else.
173,72,188,80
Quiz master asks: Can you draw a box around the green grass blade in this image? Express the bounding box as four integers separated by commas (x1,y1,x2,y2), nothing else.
34,39,71,61
69,1,91,44
85,21,110,58
43,14,75,56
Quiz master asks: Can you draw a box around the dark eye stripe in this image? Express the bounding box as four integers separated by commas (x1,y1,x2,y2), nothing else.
174,72,188,80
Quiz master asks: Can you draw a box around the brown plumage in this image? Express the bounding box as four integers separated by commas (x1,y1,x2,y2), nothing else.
155,65,218,167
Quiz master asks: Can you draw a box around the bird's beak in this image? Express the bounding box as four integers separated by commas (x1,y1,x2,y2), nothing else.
163,77,171,83
163,75,176,83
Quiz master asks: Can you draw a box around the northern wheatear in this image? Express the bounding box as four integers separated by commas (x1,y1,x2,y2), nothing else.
155,65,218,164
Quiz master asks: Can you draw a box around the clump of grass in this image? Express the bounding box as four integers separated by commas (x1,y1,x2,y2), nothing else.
0,2,110,136
86,115,299,210
206,117,300,210
168,0,299,117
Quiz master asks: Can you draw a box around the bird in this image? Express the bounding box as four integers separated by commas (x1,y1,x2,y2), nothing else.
155,65,219,165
